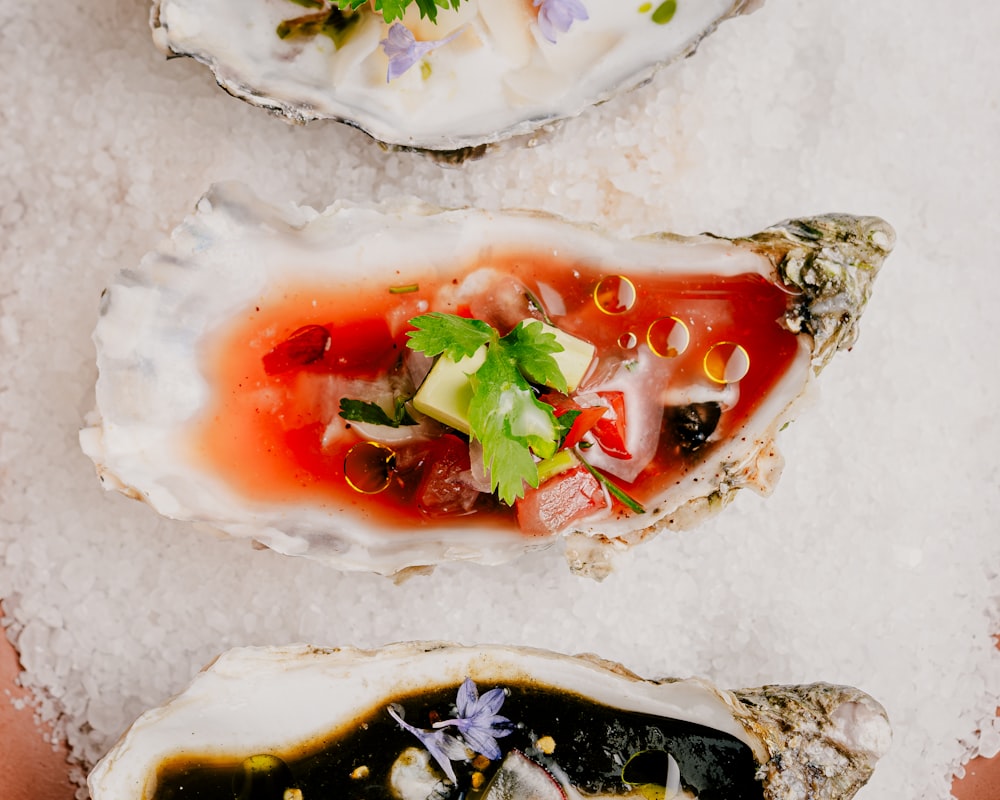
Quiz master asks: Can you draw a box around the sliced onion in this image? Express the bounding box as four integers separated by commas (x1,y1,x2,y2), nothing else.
575,347,671,483
466,439,493,493
666,753,681,800
344,415,442,445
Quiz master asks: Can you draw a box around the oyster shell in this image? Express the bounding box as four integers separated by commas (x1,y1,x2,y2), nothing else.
149,0,763,152
79,183,893,577
87,643,891,800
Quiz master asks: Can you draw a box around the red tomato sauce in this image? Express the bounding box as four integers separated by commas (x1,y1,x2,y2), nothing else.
192,253,802,533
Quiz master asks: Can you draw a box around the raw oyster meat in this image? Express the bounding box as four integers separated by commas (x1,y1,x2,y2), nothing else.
80,183,893,577
87,643,891,800
149,0,763,152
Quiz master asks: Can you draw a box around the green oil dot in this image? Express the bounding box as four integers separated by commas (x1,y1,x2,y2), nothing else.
638,2,653,11
233,754,296,800
652,0,678,25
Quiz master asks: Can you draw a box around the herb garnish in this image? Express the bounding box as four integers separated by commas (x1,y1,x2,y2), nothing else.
534,0,589,43
380,22,464,82
339,397,415,428
407,312,493,360
277,4,360,44
337,0,468,24
386,705,465,783
432,677,513,760
578,455,645,514
387,677,513,783
406,313,567,504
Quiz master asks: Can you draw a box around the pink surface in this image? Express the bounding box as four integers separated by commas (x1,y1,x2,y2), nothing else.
0,629,76,800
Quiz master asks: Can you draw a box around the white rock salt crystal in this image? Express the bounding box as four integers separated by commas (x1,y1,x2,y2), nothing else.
86,694,125,738
982,722,1000,759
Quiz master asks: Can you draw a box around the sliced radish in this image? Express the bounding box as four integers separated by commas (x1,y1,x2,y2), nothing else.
481,749,568,800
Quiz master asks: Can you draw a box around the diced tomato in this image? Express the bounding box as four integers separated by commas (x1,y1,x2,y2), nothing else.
538,392,608,450
262,325,331,375
591,391,630,460
515,466,609,536
415,434,480,517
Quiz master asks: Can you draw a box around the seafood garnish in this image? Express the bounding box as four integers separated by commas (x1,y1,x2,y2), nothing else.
86,643,892,800
80,183,893,577
149,0,764,152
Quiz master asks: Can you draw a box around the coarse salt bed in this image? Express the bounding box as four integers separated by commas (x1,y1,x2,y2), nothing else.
0,1,999,800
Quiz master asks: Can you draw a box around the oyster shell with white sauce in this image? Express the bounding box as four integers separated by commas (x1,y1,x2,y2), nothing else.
79,183,893,578
149,0,763,152
87,643,891,800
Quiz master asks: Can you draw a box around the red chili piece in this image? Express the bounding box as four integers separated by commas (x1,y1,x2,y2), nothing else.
538,392,608,450
590,391,631,459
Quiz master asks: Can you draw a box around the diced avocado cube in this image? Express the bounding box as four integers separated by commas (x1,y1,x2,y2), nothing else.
535,449,580,484
412,346,487,434
530,320,595,392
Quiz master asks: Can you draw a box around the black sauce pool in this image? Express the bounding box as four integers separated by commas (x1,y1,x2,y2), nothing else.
152,681,765,800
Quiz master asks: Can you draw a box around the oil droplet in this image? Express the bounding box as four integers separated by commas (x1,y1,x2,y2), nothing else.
233,754,295,800
652,0,678,25
344,441,396,494
646,317,690,358
618,331,637,349
704,342,750,384
593,275,637,315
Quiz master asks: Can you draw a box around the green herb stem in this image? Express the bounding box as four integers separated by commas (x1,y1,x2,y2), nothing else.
577,454,646,514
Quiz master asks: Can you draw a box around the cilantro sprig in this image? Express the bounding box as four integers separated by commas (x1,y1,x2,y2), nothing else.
339,397,415,428
406,312,492,360
335,0,468,24
407,314,568,504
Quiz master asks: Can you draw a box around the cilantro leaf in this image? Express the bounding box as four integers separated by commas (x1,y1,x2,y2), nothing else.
405,311,576,505
501,320,567,394
406,312,494,360
335,0,466,24
468,347,560,504
339,398,415,427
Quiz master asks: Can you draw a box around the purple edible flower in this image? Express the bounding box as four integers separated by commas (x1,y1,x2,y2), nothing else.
533,0,589,44
380,22,463,82
433,677,513,761
387,703,466,783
